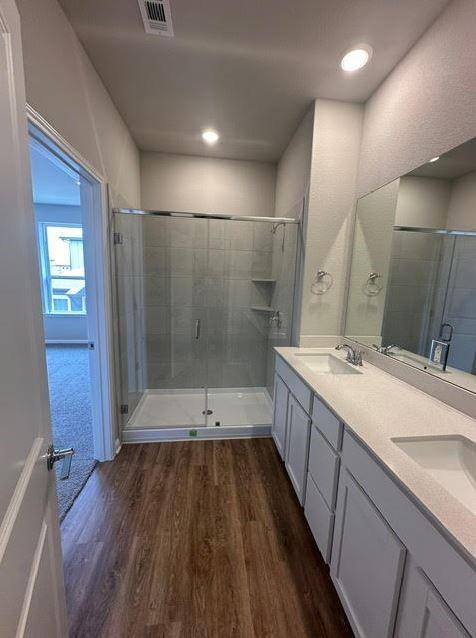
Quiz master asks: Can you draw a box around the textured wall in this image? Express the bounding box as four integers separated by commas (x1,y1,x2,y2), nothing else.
345,179,400,342
447,171,476,230
358,0,476,198
300,99,363,338
395,176,451,228
16,0,140,208
274,108,314,218
140,152,276,217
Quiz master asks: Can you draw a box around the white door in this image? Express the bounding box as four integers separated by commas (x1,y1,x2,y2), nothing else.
0,1,68,636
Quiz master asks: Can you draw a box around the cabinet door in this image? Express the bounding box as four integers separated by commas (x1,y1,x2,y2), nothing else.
285,395,311,504
396,560,471,638
272,375,289,459
331,467,406,638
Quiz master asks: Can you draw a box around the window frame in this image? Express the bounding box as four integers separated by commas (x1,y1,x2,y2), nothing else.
37,221,87,316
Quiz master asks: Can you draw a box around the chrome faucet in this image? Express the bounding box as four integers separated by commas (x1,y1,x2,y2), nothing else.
373,343,400,355
335,343,363,366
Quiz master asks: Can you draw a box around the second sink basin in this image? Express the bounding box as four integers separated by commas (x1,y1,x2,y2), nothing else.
294,353,362,375
392,435,476,514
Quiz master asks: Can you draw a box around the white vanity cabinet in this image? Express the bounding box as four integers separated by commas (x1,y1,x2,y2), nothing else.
304,401,342,563
332,429,475,638
272,354,475,638
284,393,311,504
331,464,407,637
271,374,289,459
272,358,312,504
395,558,471,638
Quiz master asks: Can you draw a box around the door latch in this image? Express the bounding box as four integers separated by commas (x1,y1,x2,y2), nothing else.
46,444,75,480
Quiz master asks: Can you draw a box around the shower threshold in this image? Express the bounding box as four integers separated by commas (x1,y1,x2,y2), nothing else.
122,387,272,443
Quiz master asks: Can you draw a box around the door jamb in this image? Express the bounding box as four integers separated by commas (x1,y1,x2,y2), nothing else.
27,104,117,461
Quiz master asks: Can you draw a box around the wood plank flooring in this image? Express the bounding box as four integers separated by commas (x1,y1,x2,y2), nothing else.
61,439,353,637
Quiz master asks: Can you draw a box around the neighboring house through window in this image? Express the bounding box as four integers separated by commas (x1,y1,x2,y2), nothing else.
38,223,87,314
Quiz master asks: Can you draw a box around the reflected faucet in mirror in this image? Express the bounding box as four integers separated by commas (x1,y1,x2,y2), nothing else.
373,344,400,355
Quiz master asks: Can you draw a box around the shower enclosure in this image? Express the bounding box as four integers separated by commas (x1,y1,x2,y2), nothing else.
382,228,476,377
113,209,299,441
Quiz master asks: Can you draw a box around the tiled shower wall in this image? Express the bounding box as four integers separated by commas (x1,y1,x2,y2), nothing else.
382,233,476,375
115,214,299,406
438,236,476,373
382,231,442,352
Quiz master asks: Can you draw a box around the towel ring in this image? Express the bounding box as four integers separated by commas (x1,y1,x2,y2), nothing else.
364,272,383,297
311,270,333,295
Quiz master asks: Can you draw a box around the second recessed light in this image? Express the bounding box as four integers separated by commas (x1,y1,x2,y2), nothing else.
340,45,372,72
202,129,219,145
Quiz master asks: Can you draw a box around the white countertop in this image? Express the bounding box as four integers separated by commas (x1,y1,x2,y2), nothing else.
275,347,476,562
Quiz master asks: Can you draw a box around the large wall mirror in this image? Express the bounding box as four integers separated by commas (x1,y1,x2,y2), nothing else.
345,138,476,394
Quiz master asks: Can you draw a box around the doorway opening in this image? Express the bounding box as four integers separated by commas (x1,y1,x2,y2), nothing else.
28,122,114,520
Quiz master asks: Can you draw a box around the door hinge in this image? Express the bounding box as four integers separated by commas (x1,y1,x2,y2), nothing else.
113,231,124,245
120,404,129,415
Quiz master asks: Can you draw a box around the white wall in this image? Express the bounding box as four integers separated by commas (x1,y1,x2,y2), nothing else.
273,107,315,344
446,171,476,230
140,152,276,217
299,99,363,340
395,176,452,228
274,108,314,218
16,0,140,208
358,0,476,199
345,179,400,342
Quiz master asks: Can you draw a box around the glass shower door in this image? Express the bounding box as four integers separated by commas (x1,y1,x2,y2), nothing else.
204,217,298,427
114,212,209,429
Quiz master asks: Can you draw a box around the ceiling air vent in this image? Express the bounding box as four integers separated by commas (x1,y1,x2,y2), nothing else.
138,0,174,36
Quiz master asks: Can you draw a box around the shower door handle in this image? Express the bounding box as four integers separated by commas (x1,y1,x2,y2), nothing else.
195,319,201,340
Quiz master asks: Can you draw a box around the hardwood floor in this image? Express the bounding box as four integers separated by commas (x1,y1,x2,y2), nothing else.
61,439,353,637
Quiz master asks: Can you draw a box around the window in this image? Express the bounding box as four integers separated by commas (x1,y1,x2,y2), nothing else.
38,223,87,314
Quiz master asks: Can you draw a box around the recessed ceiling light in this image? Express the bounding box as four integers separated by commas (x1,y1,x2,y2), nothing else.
202,129,219,145
428,156,440,163
340,46,372,72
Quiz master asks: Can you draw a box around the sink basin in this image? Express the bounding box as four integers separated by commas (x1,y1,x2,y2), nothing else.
392,435,476,514
294,353,361,375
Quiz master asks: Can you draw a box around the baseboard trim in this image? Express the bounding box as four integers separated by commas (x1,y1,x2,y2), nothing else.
122,424,271,443
45,340,89,345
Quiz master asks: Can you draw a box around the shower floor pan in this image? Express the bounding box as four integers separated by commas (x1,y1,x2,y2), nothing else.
123,387,272,443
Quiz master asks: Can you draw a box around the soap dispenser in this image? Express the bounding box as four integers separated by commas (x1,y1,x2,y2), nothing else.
428,323,453,371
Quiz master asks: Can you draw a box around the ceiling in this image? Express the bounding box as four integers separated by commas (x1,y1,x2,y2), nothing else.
59,0,449,162
409,138,476,180
29,140,80,206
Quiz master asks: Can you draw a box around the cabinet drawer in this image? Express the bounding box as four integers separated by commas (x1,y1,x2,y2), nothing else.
305,473,335,563
312,397,342,450
308,426,340,510
276,356,312,414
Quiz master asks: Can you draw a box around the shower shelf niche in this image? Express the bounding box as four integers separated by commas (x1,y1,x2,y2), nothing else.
250,306,277,313
251,278,276,284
